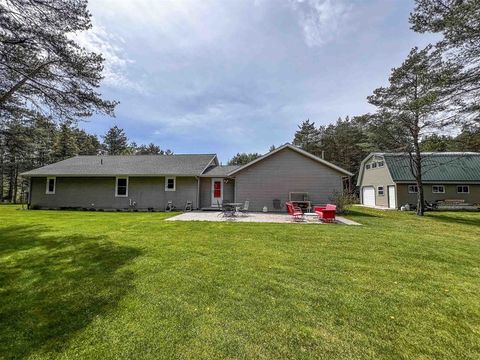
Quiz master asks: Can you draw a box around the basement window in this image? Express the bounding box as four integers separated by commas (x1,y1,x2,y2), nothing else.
165,177,176,191
378,161,384,167
378,186,385,196
371,163,377,169
115,177,128,197
45,177,56,194
432,185,445,194
408,185,419,194
366,164,371,170
457,185,469,194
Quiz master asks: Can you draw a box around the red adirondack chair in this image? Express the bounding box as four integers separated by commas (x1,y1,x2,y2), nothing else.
286,201,304,222
314,204,337,223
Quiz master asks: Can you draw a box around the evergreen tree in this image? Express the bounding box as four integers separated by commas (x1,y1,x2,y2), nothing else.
410,0,480,123
228,153,261,166
0,0,117,122
53,122,79,161
102,126,129,155
292,119,322,156
367,46,462,215
136,143,162,155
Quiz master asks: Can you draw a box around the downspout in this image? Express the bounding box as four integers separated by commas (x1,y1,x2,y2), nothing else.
195,177,200,210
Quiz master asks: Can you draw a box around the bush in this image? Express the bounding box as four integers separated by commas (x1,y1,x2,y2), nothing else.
329,190,358,214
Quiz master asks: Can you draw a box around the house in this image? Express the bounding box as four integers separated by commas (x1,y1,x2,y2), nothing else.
21,144,353,212
357,152,480,209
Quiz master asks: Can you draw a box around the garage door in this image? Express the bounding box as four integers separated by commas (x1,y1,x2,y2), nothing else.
362,187,375,207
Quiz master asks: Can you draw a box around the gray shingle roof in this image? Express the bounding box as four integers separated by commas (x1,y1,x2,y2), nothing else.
201,165,240,177
21,154,217,177
384,153,480,182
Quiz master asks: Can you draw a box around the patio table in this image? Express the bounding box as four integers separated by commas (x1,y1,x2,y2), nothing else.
225,202,243,213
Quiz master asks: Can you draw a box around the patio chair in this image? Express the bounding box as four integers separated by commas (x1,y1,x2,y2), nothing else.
239,200,249,216
185,201,193,212
285,201,304,222
165,201,176,212
217,200,235,218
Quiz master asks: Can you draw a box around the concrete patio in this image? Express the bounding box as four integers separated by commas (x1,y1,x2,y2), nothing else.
166,211,361,225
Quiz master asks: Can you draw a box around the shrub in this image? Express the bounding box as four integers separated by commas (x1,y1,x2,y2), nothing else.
329,190,358,214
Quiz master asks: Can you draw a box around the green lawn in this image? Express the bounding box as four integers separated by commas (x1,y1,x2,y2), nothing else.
1,206,479,359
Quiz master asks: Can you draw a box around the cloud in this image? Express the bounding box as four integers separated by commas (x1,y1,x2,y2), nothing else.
72,21,146,93
290,0,352,47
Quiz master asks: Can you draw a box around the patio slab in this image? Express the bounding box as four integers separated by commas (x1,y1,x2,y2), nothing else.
166,211,361,225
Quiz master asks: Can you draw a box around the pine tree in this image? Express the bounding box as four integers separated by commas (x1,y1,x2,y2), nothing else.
0,0,117,122
292,119,322,156
53,122,79,161
410,0,480,124
102,126,129,155
228,153,261,165
367,46,462,215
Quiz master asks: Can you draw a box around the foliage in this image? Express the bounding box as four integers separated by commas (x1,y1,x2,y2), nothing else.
0,0,117,122
135,142,173,155
292,119,322,156
329,190,358,214
101,126,130,155
367,46,462,215
0,205,479,358
228,152,261,165
410,0,480,124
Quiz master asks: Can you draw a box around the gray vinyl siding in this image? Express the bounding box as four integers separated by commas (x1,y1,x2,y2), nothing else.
199,177,235,208
359,157,395,207
397,184,480,206
234,148,345,212
30,176,198,210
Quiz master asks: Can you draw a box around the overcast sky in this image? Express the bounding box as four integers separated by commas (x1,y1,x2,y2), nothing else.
79,0,436,162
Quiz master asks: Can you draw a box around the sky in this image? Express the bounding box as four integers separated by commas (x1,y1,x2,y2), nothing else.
78,0,437,162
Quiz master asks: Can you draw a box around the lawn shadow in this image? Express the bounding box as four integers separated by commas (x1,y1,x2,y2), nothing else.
426,212,480,227
0,225,141,359
344,208,381,218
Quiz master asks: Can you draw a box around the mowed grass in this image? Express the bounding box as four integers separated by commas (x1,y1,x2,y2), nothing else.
0,205,479,359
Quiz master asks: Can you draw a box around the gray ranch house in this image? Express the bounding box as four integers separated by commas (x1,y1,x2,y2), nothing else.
22,144,353,212
357,152,480,209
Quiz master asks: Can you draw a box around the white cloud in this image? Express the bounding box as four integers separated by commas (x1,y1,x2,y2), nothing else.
72,20,145,93
290,0,352,47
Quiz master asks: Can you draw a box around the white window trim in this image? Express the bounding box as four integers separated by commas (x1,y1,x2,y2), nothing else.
432,185,445,194
45,176,56,194
115,176,129,197
457,185,470,194
408,185,419,194
165,176,176,191
377,186,385,196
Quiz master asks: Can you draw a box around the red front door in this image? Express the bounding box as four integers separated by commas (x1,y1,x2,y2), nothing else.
212,178,223,206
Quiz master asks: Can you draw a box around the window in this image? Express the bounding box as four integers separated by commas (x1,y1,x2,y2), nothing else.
165,177,176,191
432,185,445,194
366,164,371,170
378,161,384,167
378,186,385,196
115,177,128,197
408,185,419,194
45,177,56,194
371,162,377,169
457,185,470,194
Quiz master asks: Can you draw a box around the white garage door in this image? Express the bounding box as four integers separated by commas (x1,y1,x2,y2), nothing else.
362,187,375,207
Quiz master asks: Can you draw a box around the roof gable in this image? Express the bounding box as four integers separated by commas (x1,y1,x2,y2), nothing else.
228,144,353,176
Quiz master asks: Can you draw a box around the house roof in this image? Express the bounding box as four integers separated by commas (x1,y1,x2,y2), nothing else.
357,152,480,185
21,154,218,177
201,165,240,177
227,143,354,176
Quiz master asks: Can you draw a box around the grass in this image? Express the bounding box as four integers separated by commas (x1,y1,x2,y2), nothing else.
0,205,479,359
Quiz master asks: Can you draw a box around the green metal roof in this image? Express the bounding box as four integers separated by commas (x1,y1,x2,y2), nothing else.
384,153,480,182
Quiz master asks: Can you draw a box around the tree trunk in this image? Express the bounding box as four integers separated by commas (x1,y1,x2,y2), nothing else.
414,146,425,216
12,163,18,204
